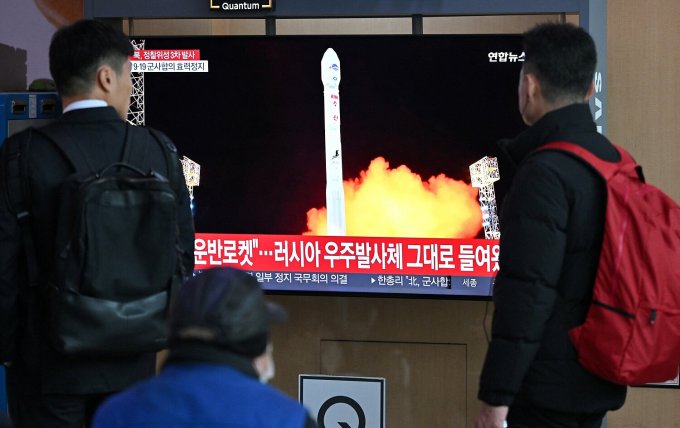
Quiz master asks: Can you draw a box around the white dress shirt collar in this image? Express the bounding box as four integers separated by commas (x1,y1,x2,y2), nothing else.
62,99,108,113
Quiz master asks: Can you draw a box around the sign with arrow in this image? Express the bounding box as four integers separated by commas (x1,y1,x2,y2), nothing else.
299,374,385,428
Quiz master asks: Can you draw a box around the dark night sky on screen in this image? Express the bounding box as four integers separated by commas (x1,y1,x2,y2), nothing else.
141,35,527,235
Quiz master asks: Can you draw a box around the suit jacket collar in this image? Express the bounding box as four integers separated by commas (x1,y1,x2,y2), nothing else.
58,106,124,124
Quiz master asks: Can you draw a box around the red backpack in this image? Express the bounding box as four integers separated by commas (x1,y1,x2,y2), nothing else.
541,141,680,385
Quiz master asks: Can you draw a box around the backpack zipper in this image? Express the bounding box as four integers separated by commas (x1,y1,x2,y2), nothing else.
594,300,658,325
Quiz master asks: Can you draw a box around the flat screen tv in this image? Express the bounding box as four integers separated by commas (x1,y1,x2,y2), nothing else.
133,34,526,298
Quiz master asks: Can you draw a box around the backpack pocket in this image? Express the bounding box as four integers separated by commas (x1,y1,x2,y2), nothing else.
48,286,169,356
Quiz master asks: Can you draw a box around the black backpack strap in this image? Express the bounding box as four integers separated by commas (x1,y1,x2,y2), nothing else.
146,127,187,281
120,124,144,166
5,130,40,287
147,127,180,191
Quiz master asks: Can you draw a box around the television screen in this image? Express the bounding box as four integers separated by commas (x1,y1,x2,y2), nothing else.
133,34,526,298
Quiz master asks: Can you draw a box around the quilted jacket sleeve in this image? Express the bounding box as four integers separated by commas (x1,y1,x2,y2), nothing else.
478,157,570,406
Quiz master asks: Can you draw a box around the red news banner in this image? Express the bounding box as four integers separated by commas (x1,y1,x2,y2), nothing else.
195,233,500,296
129,50,208,73
131,49,201,61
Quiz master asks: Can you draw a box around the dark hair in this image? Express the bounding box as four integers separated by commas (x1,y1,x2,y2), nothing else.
49,19,133,97
522,22,597,103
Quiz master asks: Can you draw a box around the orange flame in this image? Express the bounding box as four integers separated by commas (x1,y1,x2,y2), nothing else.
305,157,482,238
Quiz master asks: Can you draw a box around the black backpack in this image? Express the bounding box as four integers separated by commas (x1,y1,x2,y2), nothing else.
5,125,185,356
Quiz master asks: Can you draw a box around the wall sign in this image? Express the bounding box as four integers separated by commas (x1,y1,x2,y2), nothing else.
300,375,385,428
209,0,274,12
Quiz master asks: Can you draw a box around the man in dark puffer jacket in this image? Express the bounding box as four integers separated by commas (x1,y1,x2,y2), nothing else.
474,23,627,428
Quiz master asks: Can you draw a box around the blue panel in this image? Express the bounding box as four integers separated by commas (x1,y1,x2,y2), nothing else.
0,92,62,144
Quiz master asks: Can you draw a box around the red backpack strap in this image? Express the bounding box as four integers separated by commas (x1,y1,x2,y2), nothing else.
538,141,638,181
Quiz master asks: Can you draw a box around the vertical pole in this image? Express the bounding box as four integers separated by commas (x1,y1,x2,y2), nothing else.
266,17,276,36
412,14,423,35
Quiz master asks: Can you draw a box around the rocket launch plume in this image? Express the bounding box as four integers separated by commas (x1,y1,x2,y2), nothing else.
305,157,483,238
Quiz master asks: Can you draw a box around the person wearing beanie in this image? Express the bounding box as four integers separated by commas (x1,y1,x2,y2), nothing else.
92,268,316,428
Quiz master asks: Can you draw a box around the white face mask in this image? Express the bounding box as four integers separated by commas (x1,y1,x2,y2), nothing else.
259,354,275,384
255,344,275,384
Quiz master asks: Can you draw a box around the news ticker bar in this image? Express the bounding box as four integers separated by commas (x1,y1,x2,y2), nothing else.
193,233,498,296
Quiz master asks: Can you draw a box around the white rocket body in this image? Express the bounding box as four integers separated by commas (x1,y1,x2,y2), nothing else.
321,48,346,236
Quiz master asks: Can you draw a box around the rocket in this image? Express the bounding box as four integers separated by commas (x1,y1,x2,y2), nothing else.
321,48,347,236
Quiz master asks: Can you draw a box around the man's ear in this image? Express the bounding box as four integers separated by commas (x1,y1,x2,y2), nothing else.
95,64,115,94
584,80,595,101
524,72,540,102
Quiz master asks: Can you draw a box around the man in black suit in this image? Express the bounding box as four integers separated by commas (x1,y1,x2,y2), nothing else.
0,20,195,427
